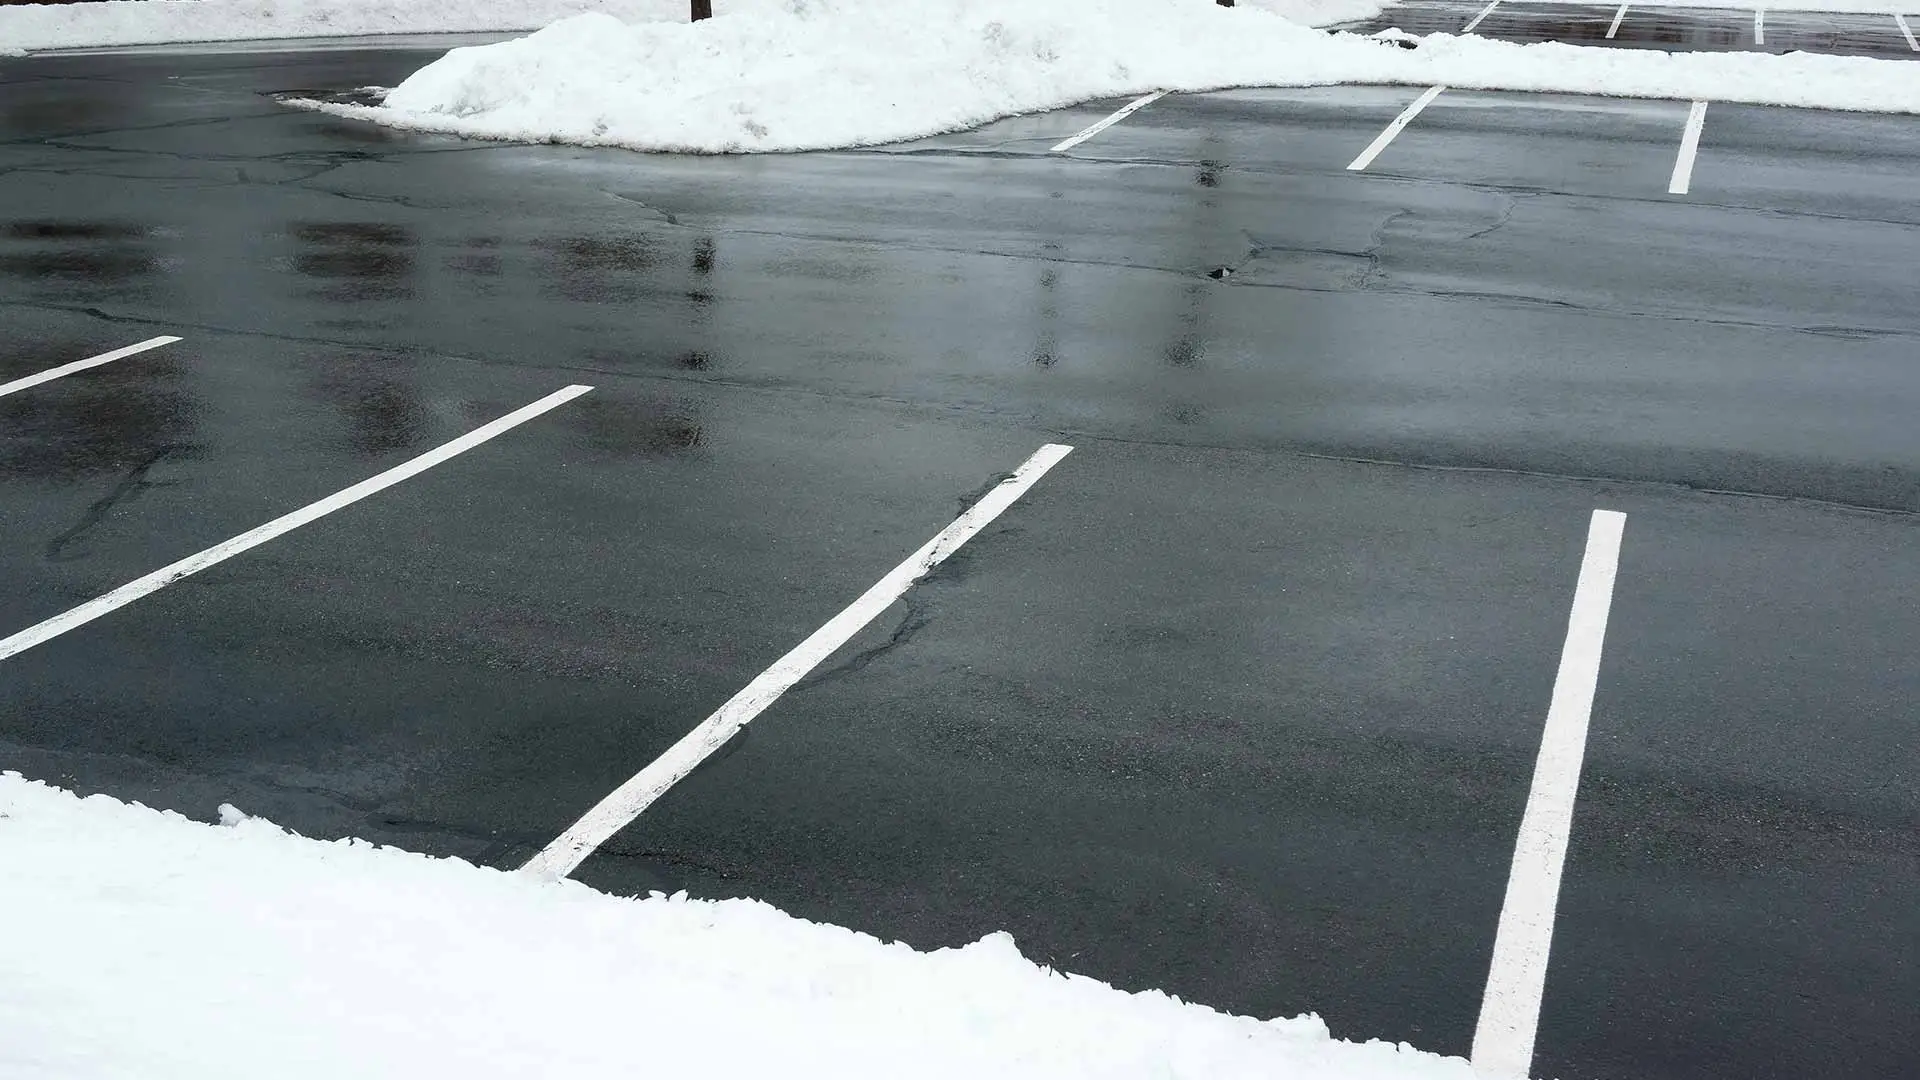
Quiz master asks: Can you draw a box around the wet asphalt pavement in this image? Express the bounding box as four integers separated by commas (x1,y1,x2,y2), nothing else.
2,16,1917,1080
1345,0,1920,58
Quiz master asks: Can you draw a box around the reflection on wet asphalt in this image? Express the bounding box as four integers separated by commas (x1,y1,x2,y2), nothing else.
444,235,503,280
0,221,162,284
559,394,705,457
303,353,429,457
0,344,198,480
0,36,1915,1080
540,233,659,303
289,221,417,303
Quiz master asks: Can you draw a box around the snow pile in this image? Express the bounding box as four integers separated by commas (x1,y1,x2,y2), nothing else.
0,0,688,53
0,772,1472,1080
0,0,1384,54
308,0,1920,154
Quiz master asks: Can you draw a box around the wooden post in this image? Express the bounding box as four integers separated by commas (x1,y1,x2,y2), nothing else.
693,0,713,19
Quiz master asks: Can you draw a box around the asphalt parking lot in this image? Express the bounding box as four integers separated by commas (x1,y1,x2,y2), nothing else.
2,12,1916,1080
1345,0,1920,57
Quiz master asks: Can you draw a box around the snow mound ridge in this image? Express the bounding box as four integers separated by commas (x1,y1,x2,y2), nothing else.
303,0,1920,154
0,771,1474,1080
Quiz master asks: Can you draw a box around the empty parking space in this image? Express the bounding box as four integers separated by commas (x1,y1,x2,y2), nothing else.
1472,0,1654,42
904,83,1709,205
1,378,591,659
0,325,601,619
1350,90,1699,196
1676,101,1920,221
566,440,1620,1057
2,348,1067,858
1329,187,1920,350
1596,3,1757,48
900,82,1920,222
0,335,179,400
1118,85,1441,173
1539,496,1920,1080
523,441,1075,881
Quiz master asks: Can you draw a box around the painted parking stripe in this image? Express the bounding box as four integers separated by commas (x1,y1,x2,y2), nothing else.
1347,85,1446,172
1470,509,1628,1080
1607,2,1629,38
0,385,592,663
1669,100,1709,196
0,336,180,399
1463,0,1501,32
1754,8,1766,45
522,442,1075,882
1050,91,1167,153
1897,13,1919,51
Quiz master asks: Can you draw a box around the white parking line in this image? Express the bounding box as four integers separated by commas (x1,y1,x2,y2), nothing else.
0,336,181,400
1754,8,1766,45
1669,100,1709,196
1897,13,1919,51
1346,85,1446,172
521,442,1075,882
1050,91,1166,153
1470,509,1627,1080
0,384,592,663
1463,0,1501,32
1607,2,1630,38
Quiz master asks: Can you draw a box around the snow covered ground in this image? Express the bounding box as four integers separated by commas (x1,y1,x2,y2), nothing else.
297,0,1920,154
0,772,1474,1080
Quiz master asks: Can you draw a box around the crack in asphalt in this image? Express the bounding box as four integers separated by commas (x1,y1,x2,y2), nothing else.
1351,206,1415,288
1462,190,1539,241
0,112,263,148
600,190,682,226
792,602,933,692
44,444,182,562
295,185,445,209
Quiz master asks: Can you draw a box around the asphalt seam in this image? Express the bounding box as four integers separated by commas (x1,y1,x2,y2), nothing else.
1057,429,1920,522
868,145,1920,233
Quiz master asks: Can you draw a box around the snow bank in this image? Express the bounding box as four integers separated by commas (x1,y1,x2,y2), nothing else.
0,772,1471,1080
306,0,1920,155
0,0,687,53
0,0,1383,54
